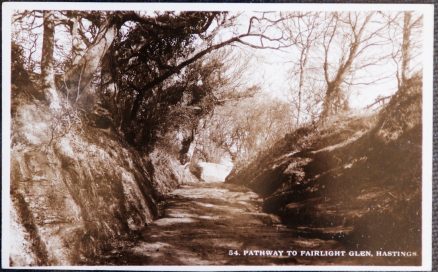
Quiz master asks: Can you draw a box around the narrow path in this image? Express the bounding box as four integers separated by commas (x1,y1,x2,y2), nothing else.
100,182,349,265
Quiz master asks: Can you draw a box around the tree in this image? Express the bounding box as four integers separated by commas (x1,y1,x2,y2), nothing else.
63,15,116,103
96,11,297,147
282,11,395,123
12,11,43,73
320,12,374,119
41,10,60,109
12,10,309,152
193,94,293,166
383,10,422,92
114,11,295,123
400,11,422,86
401,11,412,84
283,12,320,126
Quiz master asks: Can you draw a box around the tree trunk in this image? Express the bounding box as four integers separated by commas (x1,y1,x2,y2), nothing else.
320,14,372,121
321,80,349,119
321,83,333,119
401,11,412,85
64,21,116,102
41,10,60,109
296,48,307,126
70,13,82,66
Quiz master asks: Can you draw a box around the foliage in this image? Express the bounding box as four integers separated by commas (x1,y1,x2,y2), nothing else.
193,94,294,166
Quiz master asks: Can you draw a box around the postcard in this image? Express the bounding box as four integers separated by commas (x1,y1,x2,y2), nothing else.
1,2,434,271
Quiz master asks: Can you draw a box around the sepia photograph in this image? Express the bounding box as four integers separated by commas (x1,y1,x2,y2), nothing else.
1,2,433,270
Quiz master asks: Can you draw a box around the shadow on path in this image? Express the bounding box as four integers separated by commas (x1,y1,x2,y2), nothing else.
99,182,350,265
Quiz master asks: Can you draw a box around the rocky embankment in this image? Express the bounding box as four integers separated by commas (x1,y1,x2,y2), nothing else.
9,72,197,265
227,77,422,263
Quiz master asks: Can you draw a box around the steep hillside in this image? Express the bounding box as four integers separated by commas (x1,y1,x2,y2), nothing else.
9,71,198,265
227,76,422,262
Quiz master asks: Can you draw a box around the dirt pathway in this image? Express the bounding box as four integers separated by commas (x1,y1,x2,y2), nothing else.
99,182,349,265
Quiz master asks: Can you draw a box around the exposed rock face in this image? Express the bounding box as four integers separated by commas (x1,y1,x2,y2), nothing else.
9,92,200,265
10,97,160,265
227,76,422,261
9,50,203,265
